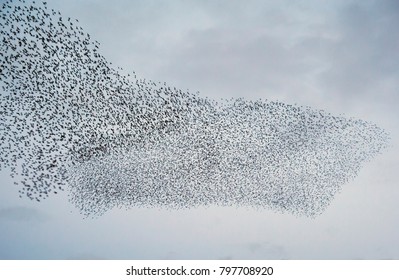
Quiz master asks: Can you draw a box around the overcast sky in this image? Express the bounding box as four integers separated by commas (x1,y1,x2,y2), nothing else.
0,0,398,259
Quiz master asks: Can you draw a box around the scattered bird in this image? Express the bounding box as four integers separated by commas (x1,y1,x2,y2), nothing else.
0,0,390,217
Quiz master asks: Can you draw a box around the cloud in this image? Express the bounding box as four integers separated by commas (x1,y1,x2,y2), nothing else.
65,253,107,260
0,207,48,223
247,242,289,259
316,0,399,106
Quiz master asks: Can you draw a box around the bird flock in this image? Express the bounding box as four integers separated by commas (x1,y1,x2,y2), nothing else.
0,0,389,217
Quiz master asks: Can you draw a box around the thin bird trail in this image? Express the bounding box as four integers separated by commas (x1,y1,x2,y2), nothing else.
0,0,390,216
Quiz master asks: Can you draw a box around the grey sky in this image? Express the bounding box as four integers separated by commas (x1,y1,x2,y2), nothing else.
0,0,398,259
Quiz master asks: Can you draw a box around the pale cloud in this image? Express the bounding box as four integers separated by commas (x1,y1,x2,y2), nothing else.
0,207,48,223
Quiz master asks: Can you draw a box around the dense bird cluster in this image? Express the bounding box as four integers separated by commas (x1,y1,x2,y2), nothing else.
0,0,389,216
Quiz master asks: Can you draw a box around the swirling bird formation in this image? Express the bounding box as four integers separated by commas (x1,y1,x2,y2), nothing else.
0,0,389,216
